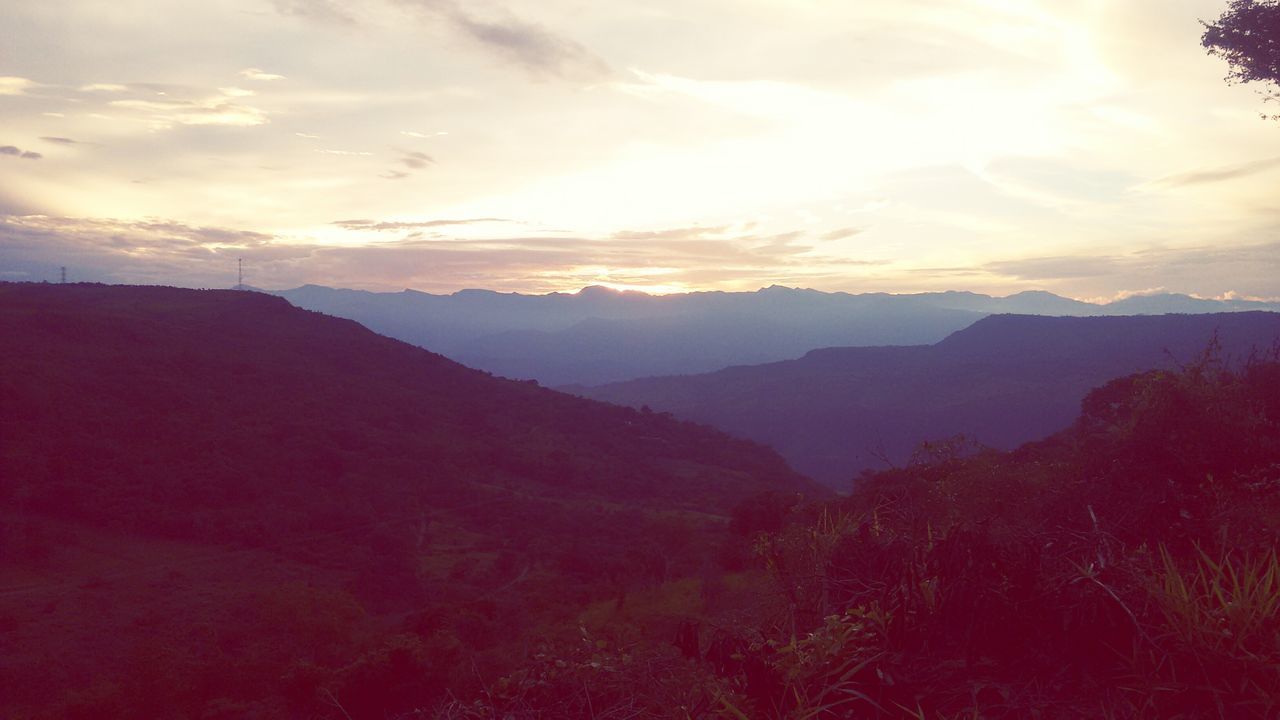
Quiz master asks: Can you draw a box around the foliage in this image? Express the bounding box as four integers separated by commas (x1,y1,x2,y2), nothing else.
1202,0,1280,118
1137,545,1280,716
692,351,1280,718
430,627,726,720
717,610,886,720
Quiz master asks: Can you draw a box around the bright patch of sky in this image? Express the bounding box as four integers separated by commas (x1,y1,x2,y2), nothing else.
0,0,1277,298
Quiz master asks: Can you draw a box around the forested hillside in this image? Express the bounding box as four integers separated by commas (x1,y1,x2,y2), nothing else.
0,282,818,718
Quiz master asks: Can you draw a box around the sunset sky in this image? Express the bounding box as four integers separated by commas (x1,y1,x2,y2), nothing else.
1,0,1278,299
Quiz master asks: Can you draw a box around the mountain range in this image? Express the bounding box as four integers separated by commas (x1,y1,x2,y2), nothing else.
569,312,1280,488
275,284,1280,386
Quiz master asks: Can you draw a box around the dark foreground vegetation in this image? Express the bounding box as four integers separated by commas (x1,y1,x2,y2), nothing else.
440,347,1280,719
3,282,1279,718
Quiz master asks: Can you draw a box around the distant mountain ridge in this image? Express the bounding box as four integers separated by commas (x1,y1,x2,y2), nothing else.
568,312,1280,489
275,284,1280,385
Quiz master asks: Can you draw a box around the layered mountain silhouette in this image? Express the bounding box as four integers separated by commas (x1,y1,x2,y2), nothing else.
0,282,818,717
276,284,1280,386
569,313,1280,489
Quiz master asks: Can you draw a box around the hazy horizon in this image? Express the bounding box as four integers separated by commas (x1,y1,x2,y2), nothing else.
8,275,1279,307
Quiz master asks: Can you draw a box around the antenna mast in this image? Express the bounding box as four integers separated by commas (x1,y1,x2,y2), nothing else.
60,266,66,284
238,258,243,289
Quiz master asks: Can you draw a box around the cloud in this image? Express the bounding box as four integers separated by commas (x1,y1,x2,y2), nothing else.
907,266,988,278
396,0,610,79
39,136,80,145
0,213,869,293
398,151,433,169
611,226,730,241
271,0,357,25
984,255,1121,280
79,81,273,129
978,157,1140,207
820,227,862,241
318,149,373,156
1149,156,1280,189
0,77,35,95
605,225,830,265
401,130,447,138
0,214,297,288
109,94,269,128
372,150,436,179
300,231,862,290
975,240,1280,299
240,68,287,81
0,146,43,160
80,83,129,92
0,189,37,215
1106,287,1167,302
1,215,277,249
333,218,512,231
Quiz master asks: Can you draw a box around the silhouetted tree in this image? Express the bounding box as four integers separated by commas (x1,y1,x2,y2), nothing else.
1202,0,1280,118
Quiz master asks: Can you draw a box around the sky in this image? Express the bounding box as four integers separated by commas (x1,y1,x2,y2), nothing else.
1,0,1278,299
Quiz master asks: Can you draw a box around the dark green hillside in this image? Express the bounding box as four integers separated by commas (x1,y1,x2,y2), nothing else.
0,282,818,718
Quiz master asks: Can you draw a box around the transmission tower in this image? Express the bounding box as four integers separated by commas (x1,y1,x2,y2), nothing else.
237,258,243,289
60,266,66,284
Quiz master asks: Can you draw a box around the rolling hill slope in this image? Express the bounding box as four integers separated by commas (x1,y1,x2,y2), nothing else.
0,282,818,718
